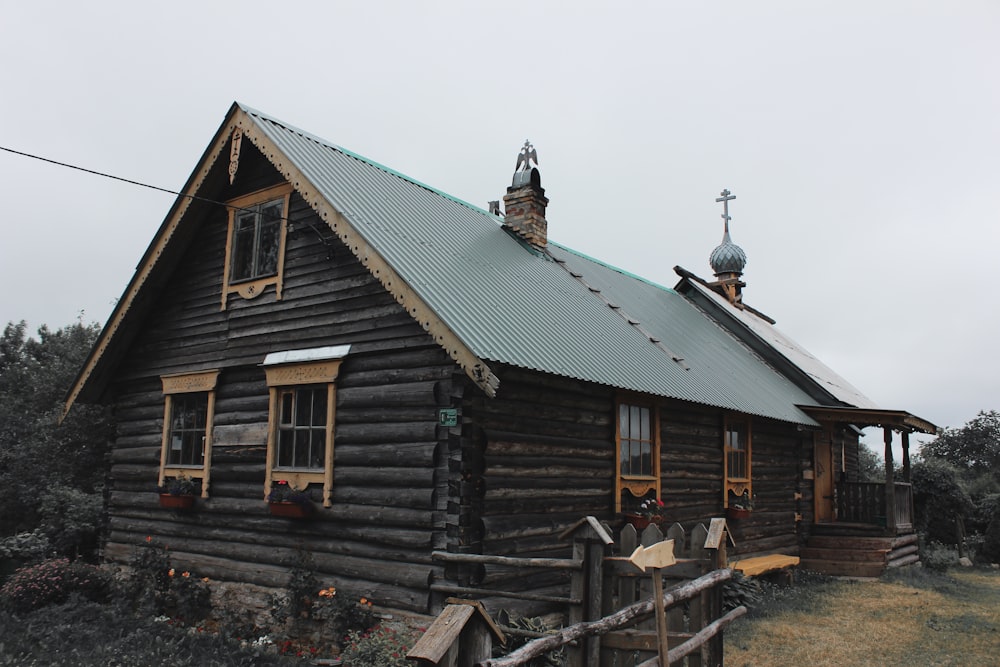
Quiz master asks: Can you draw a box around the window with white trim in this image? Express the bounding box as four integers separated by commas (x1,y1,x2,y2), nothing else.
159,370,219,497
263,346,350,508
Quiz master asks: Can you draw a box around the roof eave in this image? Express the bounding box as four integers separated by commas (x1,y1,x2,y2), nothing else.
797,405,940,435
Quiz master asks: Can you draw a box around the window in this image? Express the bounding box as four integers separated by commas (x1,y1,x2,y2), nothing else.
159,370,219,497
221,183,292,309
276,387,328,469
723,416,752,506
263,346,351,507
615,397,661,513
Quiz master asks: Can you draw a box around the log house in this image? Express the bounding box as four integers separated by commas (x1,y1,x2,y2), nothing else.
64,103,937,614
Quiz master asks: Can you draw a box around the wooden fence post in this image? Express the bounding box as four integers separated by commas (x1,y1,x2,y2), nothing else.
560,517,614,667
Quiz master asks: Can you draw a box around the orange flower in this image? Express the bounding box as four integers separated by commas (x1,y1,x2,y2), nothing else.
168,568,175,577
359,597,368,605
202,577,210,583
318,586,336,598
181,571,190,578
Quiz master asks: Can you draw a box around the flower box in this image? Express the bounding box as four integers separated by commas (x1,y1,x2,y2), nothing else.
268,501,312,518
726,506,752,520
159,493,196,510
624,513,663,530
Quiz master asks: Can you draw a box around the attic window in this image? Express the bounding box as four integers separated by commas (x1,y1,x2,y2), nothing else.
221,183,293,309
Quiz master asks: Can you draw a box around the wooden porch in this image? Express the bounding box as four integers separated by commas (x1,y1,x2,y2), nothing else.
800,481,919,577
797,406,936,577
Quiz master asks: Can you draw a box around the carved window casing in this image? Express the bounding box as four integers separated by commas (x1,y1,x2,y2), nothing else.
723,416,752,506
615,396,661,513
263,347,350,508
159,370,220,497
221,183,292,309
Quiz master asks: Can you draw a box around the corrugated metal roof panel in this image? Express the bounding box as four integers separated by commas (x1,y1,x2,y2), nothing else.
244,105,821,425
684,280,879,409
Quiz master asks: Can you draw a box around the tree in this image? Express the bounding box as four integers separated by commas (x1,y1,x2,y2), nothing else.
920,410,1000,476
856,444,883,482
0,320,111,557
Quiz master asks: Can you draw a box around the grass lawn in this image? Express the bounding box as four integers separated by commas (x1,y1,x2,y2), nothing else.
725,567,1000,667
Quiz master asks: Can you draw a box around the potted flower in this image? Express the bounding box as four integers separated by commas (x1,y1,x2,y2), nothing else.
726,490,754,520
267,480,314,518
157,476,198,509
625,497,665,530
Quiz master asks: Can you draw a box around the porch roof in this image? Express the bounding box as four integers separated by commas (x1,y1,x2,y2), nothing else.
796,405,938,435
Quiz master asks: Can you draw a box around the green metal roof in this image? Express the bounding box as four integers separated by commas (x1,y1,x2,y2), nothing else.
243,104,822,425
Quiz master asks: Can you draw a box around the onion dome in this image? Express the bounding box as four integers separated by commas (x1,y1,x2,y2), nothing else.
709,227,747,276
709,188,746,278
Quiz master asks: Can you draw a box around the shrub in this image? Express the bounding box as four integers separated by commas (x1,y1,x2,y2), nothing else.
921,540,959,572
912,458,974,545
0,557,110,613
311,587,376,641
340,624,418,667
977,495,1000,564
37,485,103,560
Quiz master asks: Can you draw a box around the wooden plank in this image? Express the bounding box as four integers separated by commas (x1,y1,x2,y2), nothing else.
408,604,476,662
729,554,799,576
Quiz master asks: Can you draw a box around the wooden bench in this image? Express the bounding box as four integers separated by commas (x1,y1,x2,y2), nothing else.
729,554,800,583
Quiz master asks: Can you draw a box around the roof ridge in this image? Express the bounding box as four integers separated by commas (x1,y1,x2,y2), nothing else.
238,102,500,221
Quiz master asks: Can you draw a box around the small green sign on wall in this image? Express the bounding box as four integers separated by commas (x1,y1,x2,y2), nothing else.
438,408,458,427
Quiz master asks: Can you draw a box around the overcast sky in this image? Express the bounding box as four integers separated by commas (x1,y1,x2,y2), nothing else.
2,2,996,450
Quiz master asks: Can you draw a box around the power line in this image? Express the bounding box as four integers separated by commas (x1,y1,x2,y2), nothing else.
0,144,286,221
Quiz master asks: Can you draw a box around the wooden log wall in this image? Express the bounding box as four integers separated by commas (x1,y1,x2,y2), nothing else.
103,144,458,613
459,366,816,609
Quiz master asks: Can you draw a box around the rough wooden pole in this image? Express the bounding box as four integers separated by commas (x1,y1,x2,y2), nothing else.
636,605,748,667
477,569,734,667
652,570,670,664
901,431,911,483
884,427,896,534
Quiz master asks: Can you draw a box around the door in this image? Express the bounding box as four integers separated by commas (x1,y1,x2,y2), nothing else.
814,429,835,522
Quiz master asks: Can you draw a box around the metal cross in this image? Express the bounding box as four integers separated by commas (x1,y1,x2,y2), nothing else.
715,189,735,231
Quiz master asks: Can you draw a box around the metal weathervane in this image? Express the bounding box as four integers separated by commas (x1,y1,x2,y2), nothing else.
515,140,538,172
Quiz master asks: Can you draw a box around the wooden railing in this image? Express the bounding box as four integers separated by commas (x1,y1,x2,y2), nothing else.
424,517,741,667
836,481,913,530
894,482,913,531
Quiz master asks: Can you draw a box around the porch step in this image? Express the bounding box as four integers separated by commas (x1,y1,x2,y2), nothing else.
806,535,895,551
801,530,918,577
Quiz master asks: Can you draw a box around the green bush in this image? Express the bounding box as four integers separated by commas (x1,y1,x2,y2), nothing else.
340,625,418,667
37,485,103,560
0,599,299,666
912,458,974,545
0,557,110,613
977,495,1000,564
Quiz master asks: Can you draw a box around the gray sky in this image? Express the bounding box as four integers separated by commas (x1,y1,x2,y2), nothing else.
2,2,997,450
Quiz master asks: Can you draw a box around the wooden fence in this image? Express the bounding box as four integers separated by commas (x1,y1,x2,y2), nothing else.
425,516,743,667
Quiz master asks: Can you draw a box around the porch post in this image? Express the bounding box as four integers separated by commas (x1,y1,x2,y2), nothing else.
884,427,896,534
901,432,911,483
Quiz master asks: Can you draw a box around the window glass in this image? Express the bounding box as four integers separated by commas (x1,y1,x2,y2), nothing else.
167,393,207,467
276,386,329,471
230,198,284,283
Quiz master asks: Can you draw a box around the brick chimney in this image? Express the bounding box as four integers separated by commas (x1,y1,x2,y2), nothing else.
502,141,548,248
